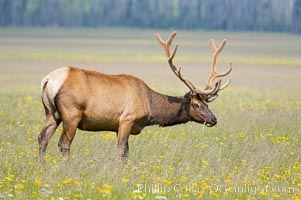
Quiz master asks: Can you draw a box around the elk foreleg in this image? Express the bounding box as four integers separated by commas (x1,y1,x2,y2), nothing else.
58,110,82,160
116,122,132,161
58,124,78,159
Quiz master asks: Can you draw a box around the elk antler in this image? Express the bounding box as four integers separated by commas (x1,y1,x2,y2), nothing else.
155,32,219,95
205,39,232,92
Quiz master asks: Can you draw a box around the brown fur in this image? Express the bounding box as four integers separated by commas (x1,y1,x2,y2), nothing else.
39,67,217,160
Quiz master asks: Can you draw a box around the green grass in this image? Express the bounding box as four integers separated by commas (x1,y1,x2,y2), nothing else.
0,28,301,199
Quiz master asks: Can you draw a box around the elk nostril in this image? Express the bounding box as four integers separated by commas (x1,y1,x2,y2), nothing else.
211,117,217,124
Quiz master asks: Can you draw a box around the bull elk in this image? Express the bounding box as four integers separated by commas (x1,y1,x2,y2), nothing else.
38,31,232,160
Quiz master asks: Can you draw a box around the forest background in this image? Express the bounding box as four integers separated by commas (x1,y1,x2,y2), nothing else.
0,0,301,34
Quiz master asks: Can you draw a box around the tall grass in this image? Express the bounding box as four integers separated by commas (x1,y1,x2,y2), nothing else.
0,29,301,199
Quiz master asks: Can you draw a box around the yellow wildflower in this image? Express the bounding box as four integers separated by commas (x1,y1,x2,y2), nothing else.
122,178,130,183
62,178,72,185
34,178,42,187
183,193,190,198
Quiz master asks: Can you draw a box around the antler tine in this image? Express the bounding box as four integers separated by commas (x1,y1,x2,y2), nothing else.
219,78,231,91
206,39,232,91
210,39,227,54
195,79,221,95
156,32,197,93
155,31,177,58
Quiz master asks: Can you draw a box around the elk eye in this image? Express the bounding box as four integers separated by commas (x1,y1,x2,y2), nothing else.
193,103,200,108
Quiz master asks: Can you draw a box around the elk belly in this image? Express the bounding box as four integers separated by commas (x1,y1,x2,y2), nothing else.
77,113,119,132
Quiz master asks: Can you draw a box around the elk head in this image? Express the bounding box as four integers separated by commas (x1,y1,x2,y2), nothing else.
156,31,232,127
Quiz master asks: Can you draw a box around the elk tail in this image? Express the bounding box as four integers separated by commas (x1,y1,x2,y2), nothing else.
41,79,59,120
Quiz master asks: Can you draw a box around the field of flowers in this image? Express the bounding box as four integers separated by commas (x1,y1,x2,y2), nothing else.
0,29,301,199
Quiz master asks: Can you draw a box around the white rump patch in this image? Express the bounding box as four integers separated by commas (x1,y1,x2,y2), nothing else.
41,67,70,118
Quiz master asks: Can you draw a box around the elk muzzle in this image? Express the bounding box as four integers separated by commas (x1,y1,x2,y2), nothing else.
201,108,217,127
204,116,217,127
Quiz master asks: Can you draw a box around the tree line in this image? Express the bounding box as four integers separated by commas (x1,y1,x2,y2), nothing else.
0,0,300,33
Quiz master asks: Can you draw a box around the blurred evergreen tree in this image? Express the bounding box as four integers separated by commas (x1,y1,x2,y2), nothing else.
292,0,301,33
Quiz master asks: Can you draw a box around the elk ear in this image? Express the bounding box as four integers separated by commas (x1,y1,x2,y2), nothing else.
184,91,192,103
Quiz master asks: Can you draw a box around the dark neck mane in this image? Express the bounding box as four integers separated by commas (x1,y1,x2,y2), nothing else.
147,91,191,127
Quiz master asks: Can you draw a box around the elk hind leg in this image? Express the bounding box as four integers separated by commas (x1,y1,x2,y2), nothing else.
38,114,60,158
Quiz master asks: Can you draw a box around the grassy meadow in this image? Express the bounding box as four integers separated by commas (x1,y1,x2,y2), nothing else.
0,28,301,200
